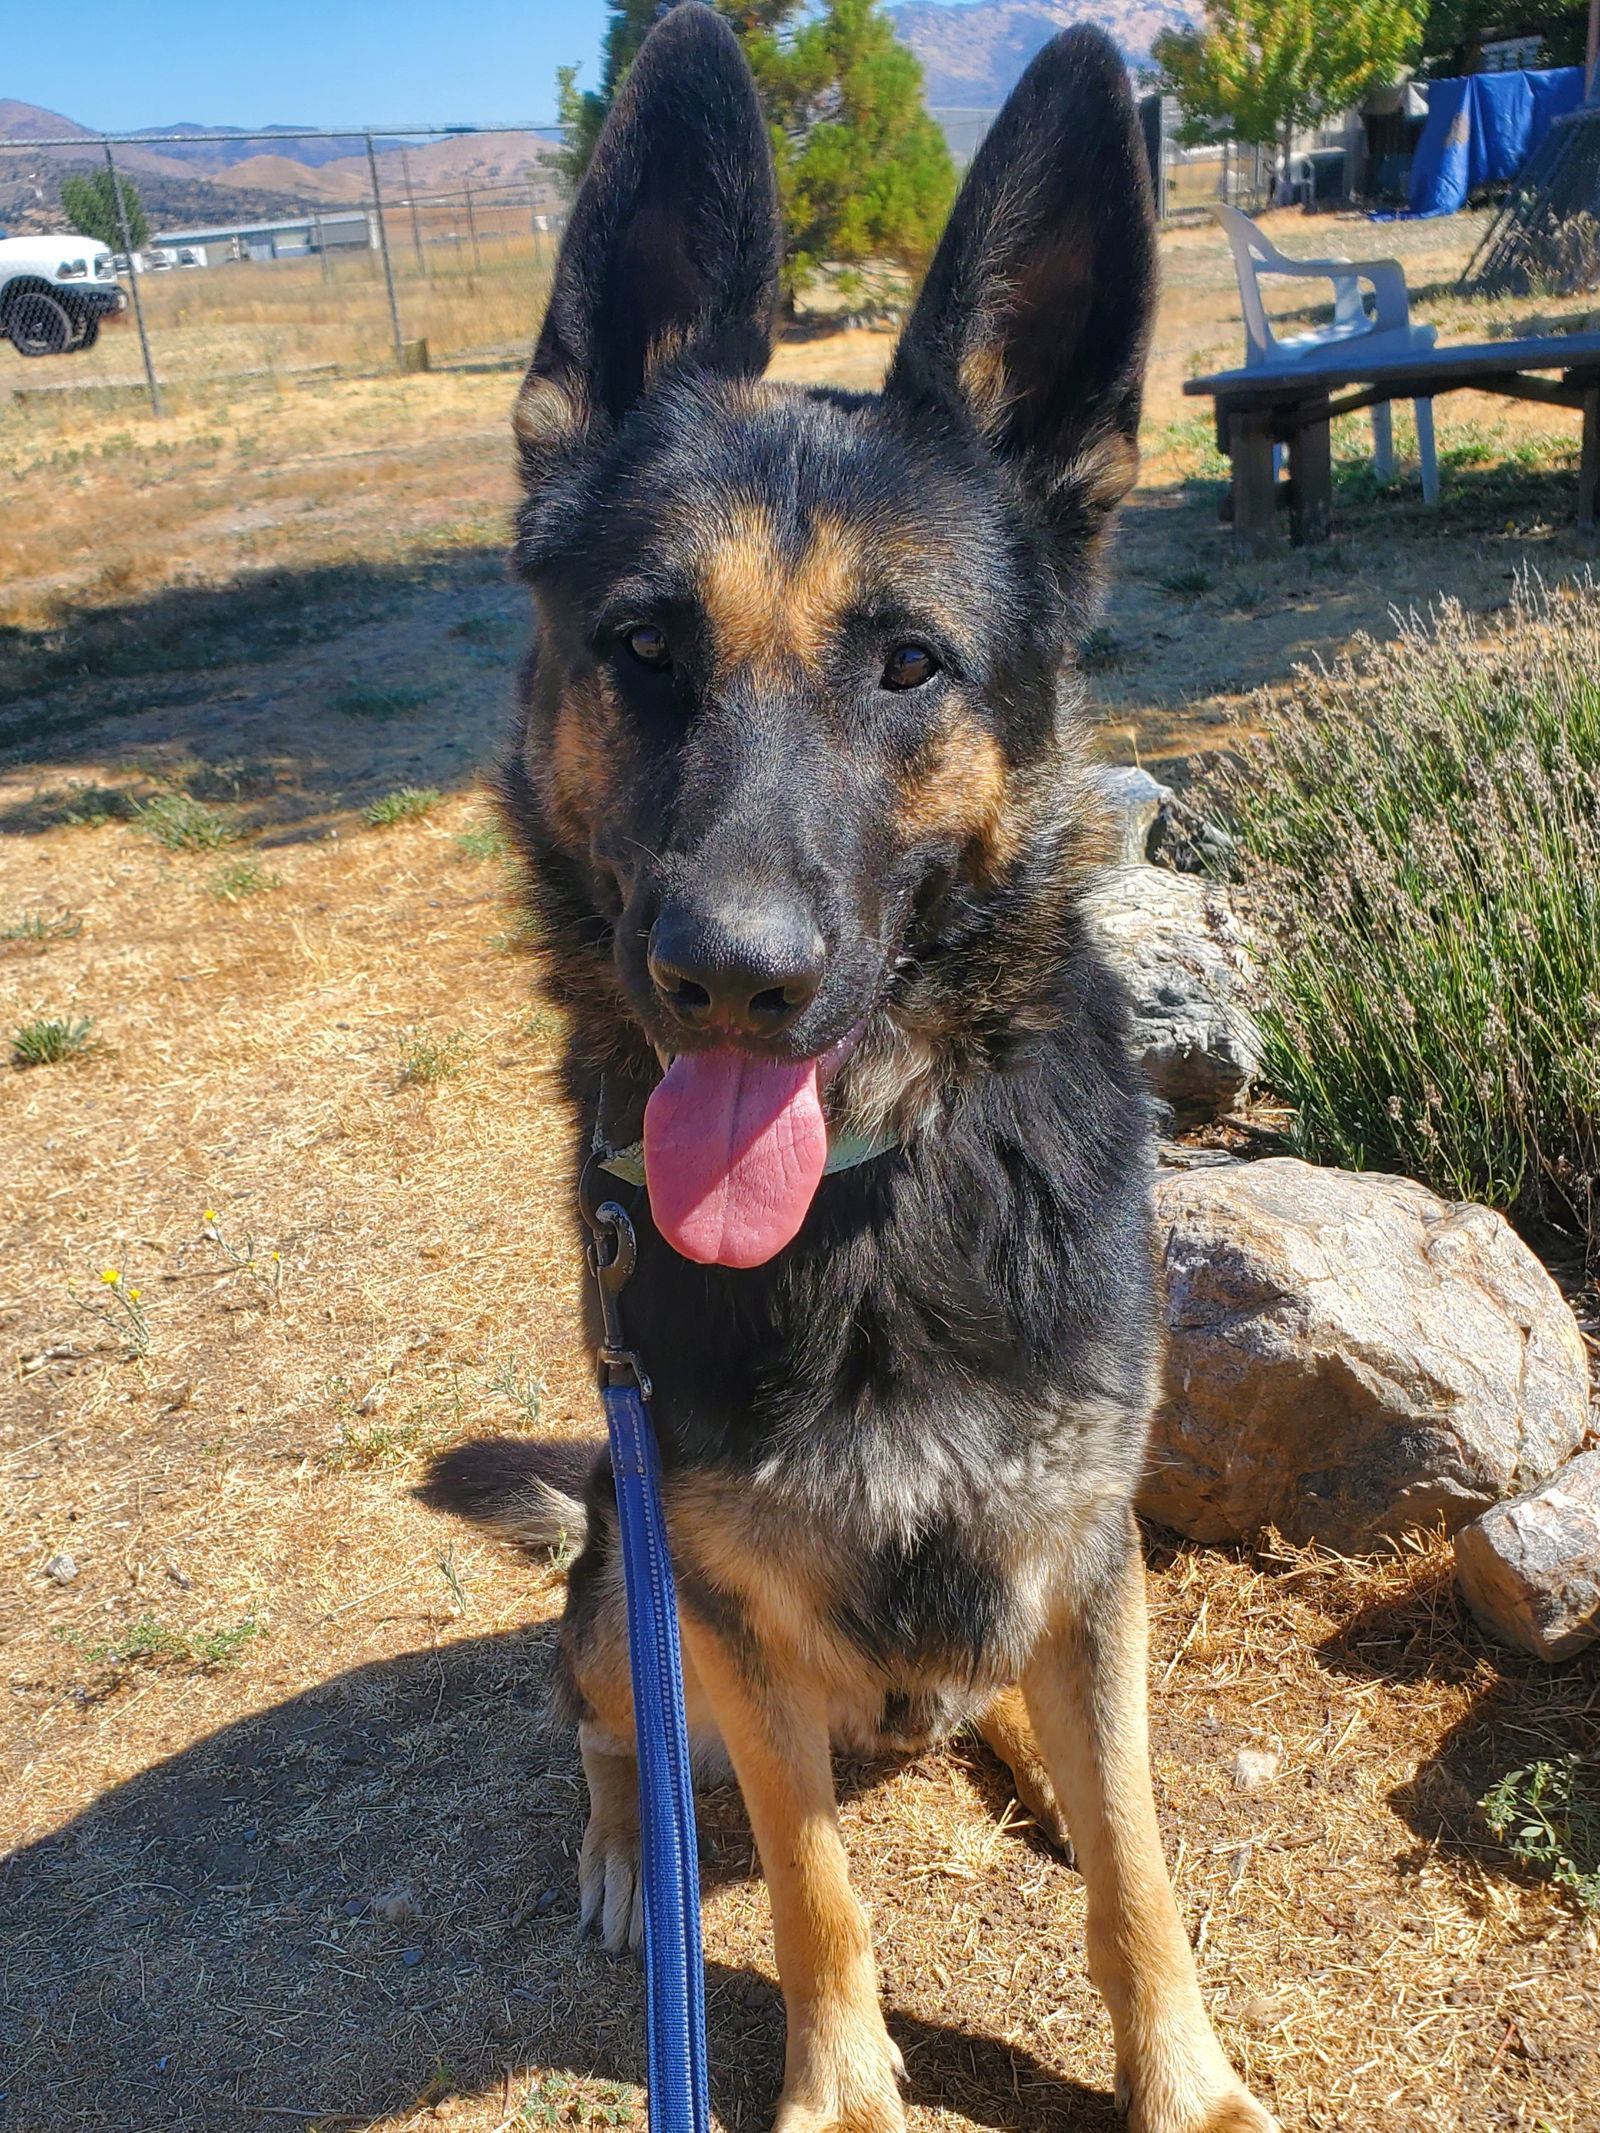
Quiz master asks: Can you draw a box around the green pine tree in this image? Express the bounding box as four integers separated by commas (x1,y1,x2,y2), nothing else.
60,169,151,253
554,0,954,294
554,2,805,190
754,0,956,288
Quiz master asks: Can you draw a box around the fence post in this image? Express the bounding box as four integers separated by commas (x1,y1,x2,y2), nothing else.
400,144,428,275
104,139,162,417
464,183,481,274
366,133,406,372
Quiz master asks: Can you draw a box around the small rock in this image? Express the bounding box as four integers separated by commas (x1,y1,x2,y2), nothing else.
1140,1160,1592,1550
400,1945,424,1966
165,1562,193,1591
1089,765,1172,866
356,1383,387,1416
1454,1449,1600,1661
374,1886,417,1925
45,1552,79,1585
1231,1747,1282,1791
1081,866,1259,1121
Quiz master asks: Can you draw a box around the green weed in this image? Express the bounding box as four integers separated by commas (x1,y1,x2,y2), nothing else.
365,786,442,827
1481,1756,1600,1914
56,1613,266,1673
396,1027,467,1086
201,1207,284,1301
1158,566,1214,599
2,908,82,944
333,683,438,719
73,1264,151,1357
134,791,238,851
521,2075,636,2127
11,1015,99,1067
490,1360,544,1429
455,821,509,862
323,1401,440,1471
207,858,280,901
60,784,136,827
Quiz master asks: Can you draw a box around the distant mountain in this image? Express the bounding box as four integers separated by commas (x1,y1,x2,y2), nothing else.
0,97,95,142
890,1,1195,106
0,97,565,233
133,125,418,172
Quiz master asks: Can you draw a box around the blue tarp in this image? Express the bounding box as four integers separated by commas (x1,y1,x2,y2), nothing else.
1407,67,1586,216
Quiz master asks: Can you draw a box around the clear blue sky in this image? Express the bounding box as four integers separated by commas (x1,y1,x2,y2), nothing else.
5,0,613,132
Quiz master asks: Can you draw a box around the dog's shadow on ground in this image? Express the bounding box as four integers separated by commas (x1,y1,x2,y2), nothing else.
3,1628,1117,2133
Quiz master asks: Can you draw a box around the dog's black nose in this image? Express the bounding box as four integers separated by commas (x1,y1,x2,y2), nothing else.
648,899,824,1038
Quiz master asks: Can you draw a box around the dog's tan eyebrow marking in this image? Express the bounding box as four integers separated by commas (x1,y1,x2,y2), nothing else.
694,502,869,679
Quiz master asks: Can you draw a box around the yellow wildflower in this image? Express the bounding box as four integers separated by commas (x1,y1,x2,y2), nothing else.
127,1288,142,1302
101,1268,120,1285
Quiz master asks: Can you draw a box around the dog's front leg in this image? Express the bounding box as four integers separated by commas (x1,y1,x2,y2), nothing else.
680,1618,905,2133
1023,1508,1279,2133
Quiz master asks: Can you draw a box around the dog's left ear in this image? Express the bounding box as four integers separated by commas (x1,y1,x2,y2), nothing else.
515,1,781,484
886,25,1155,556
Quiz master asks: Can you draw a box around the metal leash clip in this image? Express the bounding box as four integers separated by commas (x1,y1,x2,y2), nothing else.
579,1151,652,1399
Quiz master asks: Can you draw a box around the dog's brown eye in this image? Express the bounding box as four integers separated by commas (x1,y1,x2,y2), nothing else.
882,644,938,691
625,624,671,669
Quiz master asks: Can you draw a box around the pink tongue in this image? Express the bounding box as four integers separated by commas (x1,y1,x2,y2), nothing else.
644,1049,828,1268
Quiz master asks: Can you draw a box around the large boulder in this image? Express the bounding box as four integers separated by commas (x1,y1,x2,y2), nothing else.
1140,1159,1593,1551
1455,1450,1600,1661
1081,865,1260,1122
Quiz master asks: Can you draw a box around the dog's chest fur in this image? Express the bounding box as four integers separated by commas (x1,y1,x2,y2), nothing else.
572,1033,1160,1751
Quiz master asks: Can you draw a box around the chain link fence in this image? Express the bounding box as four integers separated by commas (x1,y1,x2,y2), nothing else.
0,124,567,416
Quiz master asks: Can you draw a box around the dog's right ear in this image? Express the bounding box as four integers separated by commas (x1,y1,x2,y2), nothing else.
514,1,781,486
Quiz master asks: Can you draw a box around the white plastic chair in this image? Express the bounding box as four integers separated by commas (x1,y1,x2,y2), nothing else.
1211,203,1439,504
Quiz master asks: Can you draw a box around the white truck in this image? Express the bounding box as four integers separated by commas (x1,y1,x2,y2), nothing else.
0,231,126,357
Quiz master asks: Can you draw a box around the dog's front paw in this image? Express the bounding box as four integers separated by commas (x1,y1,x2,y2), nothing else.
773,2023,906,2133
578,1803,642,1954
1121,2068,1279,2133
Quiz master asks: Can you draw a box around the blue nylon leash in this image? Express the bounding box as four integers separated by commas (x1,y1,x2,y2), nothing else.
582,1156,711,2133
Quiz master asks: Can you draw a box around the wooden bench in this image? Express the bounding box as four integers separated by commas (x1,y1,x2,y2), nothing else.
1183,332,1600,550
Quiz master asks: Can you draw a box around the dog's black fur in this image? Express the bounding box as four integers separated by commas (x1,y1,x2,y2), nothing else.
426,11,1274,2128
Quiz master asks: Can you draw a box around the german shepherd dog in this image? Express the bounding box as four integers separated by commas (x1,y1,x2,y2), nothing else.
426,8,1276,2129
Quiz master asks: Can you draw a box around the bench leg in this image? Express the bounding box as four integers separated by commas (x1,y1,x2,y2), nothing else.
1415,398,1439,506
1580,383,1599,537
1229,411,1280,556
1289,400,1332,544
1371,399,1395,483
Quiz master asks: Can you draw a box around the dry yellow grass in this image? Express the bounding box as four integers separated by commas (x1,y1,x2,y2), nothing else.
2,208,1598,2133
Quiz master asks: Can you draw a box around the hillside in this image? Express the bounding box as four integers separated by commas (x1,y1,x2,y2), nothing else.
890,0,1194,105
0,99,566,235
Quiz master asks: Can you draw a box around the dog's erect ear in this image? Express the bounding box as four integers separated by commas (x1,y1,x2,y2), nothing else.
886,26,1155,551
515,2,781,481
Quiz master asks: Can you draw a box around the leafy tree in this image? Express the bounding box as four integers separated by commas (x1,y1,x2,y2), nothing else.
1153,0,1426,155
753,0,956,286
555,0,954,291
60,168,151,252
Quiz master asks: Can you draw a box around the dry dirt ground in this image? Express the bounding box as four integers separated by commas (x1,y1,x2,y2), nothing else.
2,209,1598,2133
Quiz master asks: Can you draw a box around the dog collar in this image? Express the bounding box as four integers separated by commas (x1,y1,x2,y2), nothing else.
597,1124,898,1191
